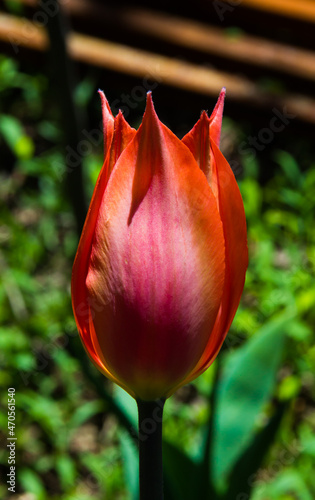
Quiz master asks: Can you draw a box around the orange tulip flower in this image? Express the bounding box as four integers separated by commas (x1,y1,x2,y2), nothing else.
71,89,247,401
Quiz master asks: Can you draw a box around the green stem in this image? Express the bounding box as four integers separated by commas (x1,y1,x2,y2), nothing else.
137,399,165,500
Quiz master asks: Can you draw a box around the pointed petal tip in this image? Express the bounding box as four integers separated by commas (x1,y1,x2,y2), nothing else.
211,88,226,120
142,90,160,127
200,109,210,121
99,89,113,116
209,88,226,148
98,89,106,103
217,87,226,108
145,90,154,111
217,87,226,103
115,108,136,132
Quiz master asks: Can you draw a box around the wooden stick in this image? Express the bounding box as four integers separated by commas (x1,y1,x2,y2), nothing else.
0,12,257,100
1,13,315,123
10,0,315,81
69,31,258,100
120,8,315,82
0,12,49,51
219,0,315,23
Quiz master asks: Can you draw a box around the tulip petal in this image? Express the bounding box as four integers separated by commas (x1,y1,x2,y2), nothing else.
182,111,215,196
85,93,225,400
181,88,225,194
180,99,248,388
98,90,114,162
209,87,226,148
109,111,137,180
71,94,136,386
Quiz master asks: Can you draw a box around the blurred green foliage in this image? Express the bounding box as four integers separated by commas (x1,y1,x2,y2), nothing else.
0,54,315,500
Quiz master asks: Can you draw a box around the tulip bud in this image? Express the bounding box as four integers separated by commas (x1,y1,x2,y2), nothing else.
71,89,247,401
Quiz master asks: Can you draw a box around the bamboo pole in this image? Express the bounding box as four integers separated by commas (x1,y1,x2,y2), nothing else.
1,13,315,123
13,0,315,23
120,8,315,82
69,31,258,100
10,0,315,81
220,0,315,23
0,12,257,100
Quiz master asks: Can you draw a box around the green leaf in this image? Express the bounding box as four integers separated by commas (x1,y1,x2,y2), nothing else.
56,454,77,489
277,375,301,401
15,135,34,159
163,440,206,500
19,392,67,449
0,114,34,159
19,468,46,499
74,74,98,107
112,385,138,429
273,150,302,188
119,429,139,500
69,400,105,429
258,469,313,500
0,56,18,90
240,178,262,219
0,326,29,349
223,402,287,500
210,313,291,490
